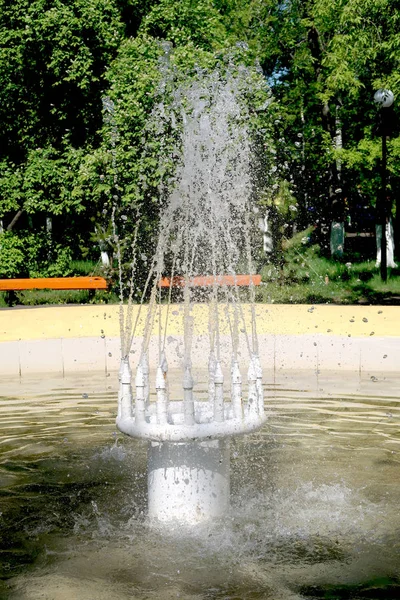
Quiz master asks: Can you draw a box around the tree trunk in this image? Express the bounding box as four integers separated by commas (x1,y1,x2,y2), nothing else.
6,209,24,231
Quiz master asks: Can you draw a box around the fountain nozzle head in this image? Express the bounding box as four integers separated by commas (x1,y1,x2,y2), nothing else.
214,361,224,385
231,360,241,384
156,365,166,390
247,360,257,382
135,362,145,388
121,358,132,385
183,366,194,390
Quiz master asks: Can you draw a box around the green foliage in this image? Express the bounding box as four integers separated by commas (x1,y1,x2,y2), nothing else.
0,231,73,278
258,228,400,304
0,232,26,278
0,0,124,153
141,0,227,50
7,289,117,306
0,0,399,302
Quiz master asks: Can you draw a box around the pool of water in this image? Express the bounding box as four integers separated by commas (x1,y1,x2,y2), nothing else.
0,371,399,599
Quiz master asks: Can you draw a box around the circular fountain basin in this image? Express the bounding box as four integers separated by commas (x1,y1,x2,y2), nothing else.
1,371,400,599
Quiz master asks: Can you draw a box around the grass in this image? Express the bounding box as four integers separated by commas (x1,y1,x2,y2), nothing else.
1,238,399,307
256,228,400,305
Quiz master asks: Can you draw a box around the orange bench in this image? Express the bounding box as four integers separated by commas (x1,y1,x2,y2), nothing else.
158,275,261,288
0,277,107,291
0,277,108,306
0,277,107,292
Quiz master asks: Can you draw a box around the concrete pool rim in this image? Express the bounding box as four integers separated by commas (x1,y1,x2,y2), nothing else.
0,304,399,376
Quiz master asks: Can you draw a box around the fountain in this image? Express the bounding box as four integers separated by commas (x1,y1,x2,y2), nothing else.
2,47,399,600
110,64,268,523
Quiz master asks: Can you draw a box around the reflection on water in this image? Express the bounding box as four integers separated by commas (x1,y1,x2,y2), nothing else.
0,371,399,599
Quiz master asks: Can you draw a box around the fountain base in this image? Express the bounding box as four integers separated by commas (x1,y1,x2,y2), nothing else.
147,439,230,523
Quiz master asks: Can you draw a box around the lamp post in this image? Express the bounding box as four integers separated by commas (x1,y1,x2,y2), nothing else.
374,89,394,282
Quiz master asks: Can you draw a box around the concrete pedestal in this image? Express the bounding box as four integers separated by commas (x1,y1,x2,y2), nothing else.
147,439,230,523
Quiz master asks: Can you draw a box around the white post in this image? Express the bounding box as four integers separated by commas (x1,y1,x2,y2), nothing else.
156,365,168,424
214,361,224,422
231,361,243,419
376,219,397,268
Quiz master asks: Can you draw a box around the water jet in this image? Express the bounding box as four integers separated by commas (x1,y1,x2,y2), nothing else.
113,66,268,523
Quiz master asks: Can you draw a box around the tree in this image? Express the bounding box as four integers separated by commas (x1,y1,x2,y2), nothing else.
0,0,126,274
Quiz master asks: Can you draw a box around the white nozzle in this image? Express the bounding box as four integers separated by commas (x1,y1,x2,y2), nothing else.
252,354,262,379
160,351,168,375
135,362,145,388
120,357,132,420
156,365,166,390
252,354,264,415
118,358,125,378
214,361,224,422
183,366,195,425
231,360,243,419
134,362,146,424
247,359,258,416
247,360,257,383
156,365,168,424
231,360,241,384
141,353,150,408
183,366,194,390
214,361,224,385
121,358,131,384
208,352,216,376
